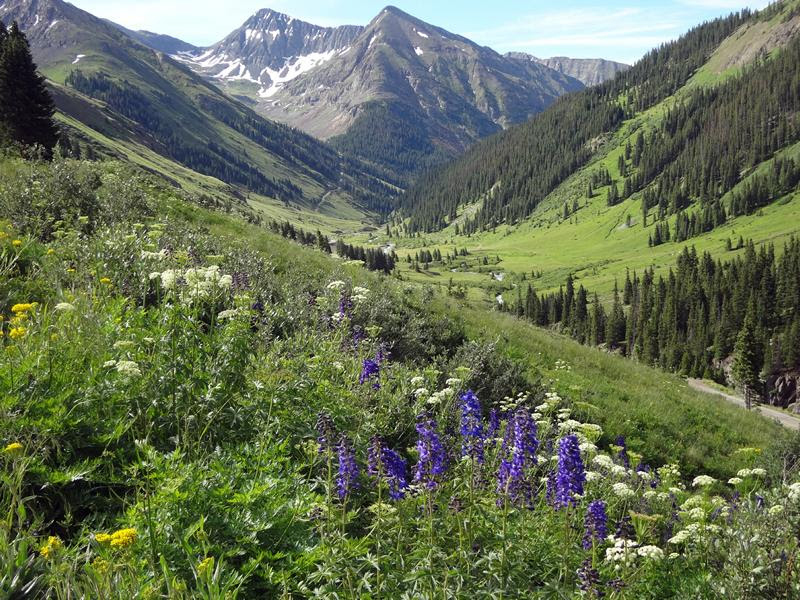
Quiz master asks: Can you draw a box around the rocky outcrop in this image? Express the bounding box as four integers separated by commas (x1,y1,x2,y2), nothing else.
505,53,629,86
769,371,800,409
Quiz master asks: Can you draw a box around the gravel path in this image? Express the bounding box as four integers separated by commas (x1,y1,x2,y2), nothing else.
688,378,800,431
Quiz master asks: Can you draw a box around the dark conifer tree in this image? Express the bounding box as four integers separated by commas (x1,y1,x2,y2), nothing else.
0,22,58,153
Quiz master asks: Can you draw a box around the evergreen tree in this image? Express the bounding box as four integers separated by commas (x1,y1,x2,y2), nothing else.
0,22,59,153
731,305,761,409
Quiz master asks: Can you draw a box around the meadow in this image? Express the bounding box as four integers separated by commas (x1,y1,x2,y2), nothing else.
2,156,800,598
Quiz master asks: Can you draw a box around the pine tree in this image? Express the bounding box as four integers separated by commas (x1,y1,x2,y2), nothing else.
0,22,58,153
732,306,761,409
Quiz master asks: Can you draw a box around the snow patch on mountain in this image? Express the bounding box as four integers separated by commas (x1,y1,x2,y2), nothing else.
257,48,344,98
414,47,424,56
72,54,85,64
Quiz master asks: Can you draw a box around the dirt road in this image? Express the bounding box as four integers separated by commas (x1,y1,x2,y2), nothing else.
688,379,800,431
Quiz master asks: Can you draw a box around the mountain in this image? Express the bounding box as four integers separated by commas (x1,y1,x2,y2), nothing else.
401,3,800,233
179,6,584,182
0,0,395,221
107,21,200,55
173,9,363,104
506,53,629,86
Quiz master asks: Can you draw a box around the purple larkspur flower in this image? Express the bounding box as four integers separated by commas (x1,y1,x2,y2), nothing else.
497,408,539,506
583,500,608,550
554,434,585,509
615,435,630,468
413,414,447,489
316,412,336,454
336,435,360,499
577,558,604,598
459,390,485,463
338,294,353,317
359,358,381,389
368,436,409,500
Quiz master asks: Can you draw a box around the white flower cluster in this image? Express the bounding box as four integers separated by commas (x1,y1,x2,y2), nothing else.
605,538,638,568
327,280,346,291
612,482,636,499
410,376,425,386
692,475,716,488
554,359,572,371
593,455,615,470
787,482,800,503
149,266,232,302
637,545,665,561
667,522,721,545
736,468,766,478
352,286,370,303
115,360,142,378
141,249,168,261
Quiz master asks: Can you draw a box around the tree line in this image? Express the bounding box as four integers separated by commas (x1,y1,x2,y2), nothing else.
401,8,756,233
265,220,396,274
510,238,800,396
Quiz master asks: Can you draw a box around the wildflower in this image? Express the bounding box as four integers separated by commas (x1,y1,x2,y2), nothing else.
413,387,430,398
367,436,409,500
554,434,586,509
592,454,614,470
614,436,630,468
497,408,539,506
109,528,137,548
95,533,113,544
487,408,500,440
54,302,75,312
197,557,215,576
692,475,716,488
410,376,425,386
728,477,743,486
100,277,112,285
47,248,55,255
336,435,360,499
91,557,110,575
11,303,36,314
217,309,241,320
9,327,26,340
583,500,608,549
413,414,447,490
103,360,117,368
769,504,784,516
459,390,485,464
359,358,380,389
3,442,23,455
40,536,62,559
585,471,602,483
787,482,800,502
576,558,602,597
12,239,22,247
637,545,664,561
327,280,346,291
115,361,142,378
612,482,635,499
315,413,336,454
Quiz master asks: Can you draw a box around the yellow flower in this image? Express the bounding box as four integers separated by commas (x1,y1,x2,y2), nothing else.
109,528,137,549
3,442,23,454
94,532,113,544
46,248,56,256
9,327,26,340
11,303,36,314
197,557,215,576
91,557,110,575
100,278,112,285
40,536,63,559
12,239,22,247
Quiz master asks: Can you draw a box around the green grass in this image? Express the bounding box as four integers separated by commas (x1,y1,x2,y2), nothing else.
446,301,785,478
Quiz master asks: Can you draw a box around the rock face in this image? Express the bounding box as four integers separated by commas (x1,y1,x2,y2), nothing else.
768,372,800,408
173,9,363,100
258,6,583,143
505,53,629,86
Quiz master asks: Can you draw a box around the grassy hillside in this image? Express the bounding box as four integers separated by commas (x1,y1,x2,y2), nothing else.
1,155,799,598
360,2,800,302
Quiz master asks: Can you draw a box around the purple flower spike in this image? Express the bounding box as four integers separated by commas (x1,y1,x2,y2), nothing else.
368,436,409,500
359,358,381,389
497,408,539,506
555,434,585,509
413,414,447,490
336,435,360,499
583,500,608,549
459,390,485,464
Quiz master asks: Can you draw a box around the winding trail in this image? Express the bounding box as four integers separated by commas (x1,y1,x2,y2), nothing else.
688,379,800,431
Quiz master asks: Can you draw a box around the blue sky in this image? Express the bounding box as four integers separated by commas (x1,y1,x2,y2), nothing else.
70,0,773,64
